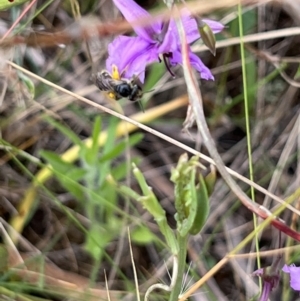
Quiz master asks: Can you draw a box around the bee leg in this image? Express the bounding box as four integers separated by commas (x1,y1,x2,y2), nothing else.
129,85,142,101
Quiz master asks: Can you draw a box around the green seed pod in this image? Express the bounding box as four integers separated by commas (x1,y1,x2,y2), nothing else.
172,154,212,236
198,21,217,56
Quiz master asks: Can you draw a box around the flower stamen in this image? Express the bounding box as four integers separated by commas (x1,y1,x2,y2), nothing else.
111,64,121,80
108,64,121,99
163,53,175,77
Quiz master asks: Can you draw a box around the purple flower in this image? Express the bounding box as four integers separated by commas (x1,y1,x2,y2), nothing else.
252,267,280,301
106,0,224,83
282,264,300,291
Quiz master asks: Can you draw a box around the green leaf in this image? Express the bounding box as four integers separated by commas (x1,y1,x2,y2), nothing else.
81,117,102,167
85,219,120,261
92,118,118,186
40,150,75,174
44,117,83,147
57,169,86,201
102,118,118,155
188,175,210,235
229,9,256,36
143,63,165,92
84,224,110,261
40,150,86,200
97,183,117,217
89,116,102,163
99,133,143,162
244,51,257,111
132,163,178,254
131,226,156,244
133,164,166,219
111,156,141,180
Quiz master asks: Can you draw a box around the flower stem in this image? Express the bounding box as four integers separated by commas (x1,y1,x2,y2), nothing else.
168,235,188,301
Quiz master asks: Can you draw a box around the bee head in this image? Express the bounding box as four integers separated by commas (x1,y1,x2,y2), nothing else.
114,83,132,98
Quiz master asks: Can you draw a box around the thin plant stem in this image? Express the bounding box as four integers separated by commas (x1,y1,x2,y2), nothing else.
145,256,178,301
169,235,188,301
128,229,141,301
237,1,261,289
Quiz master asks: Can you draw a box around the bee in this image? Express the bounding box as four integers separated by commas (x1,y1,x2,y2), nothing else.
95,70,143,102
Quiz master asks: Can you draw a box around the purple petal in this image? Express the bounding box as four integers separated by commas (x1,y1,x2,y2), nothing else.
202,19,224,34
157,22,177,53
170,49,214,80
124,48,159,83
260,282,272,301
169,9,223,45
189,52,214,80
169,49,181,66
106,35,159,83
180,8,200,44
106,35,150,74
282,264,290,273
165,9,200,46
282,264,300,291
113,0,162,42
252,268,264,276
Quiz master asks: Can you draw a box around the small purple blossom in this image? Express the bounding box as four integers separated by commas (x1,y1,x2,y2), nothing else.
282,264,300,291
106,0,224,83
252,267,280,301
